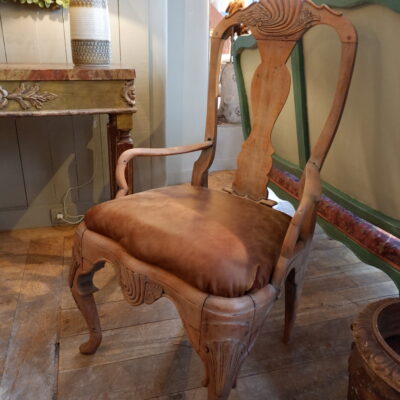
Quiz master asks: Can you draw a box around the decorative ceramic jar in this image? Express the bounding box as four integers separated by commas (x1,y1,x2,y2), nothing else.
69,0,111,66
348,298,400,400
218,62,241,124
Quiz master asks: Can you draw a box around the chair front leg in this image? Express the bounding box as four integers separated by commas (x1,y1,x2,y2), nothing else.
197,296,258,400
70,230,105,355
202,339,248,400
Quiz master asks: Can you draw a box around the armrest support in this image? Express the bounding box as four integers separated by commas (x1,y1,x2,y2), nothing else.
115,140,213,198
271,162,322,290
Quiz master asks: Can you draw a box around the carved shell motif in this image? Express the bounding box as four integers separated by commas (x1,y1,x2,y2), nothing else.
240,0,320,38
119,265,163,306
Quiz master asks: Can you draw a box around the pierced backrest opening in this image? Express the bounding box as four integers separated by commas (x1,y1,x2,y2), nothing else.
192,0,357,202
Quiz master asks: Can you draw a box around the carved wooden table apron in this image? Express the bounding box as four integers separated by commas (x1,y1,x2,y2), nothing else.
0,64,137,198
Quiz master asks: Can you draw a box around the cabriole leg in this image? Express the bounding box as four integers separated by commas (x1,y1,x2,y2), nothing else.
70,233,105,355
196,296,258,400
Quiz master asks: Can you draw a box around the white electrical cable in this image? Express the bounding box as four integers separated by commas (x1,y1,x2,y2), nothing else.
61,176,95,225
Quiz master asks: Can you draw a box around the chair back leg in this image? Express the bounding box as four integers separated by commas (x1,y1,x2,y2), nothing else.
283,263,307,344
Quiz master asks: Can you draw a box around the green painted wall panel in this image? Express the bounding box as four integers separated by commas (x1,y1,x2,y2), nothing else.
304,4,400,220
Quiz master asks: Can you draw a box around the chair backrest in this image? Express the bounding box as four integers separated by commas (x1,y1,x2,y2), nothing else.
192,0,357,202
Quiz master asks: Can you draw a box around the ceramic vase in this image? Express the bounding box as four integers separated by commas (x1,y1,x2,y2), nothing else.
218,62,241,124
69,0,111,66
348,298,400,399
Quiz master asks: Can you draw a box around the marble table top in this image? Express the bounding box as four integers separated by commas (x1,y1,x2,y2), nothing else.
0,64,136,81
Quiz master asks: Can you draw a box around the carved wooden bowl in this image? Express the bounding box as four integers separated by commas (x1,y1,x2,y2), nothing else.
348,298,400,400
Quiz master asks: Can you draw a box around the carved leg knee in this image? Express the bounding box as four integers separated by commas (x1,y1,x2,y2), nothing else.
198,297,258,400
70,237,105,355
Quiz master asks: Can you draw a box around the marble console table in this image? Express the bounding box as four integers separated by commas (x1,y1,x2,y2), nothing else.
0,64,136,198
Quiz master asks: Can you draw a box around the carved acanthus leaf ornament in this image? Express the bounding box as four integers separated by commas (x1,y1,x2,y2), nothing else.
121,80,136,107
0,83,57,110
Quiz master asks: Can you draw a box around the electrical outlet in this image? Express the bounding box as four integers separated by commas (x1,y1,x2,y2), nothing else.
50,208,66,225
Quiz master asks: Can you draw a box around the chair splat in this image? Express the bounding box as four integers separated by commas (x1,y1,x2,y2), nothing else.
193,0,357,205
233,39,296,201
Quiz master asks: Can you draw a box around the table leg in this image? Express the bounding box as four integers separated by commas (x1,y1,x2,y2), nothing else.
108,113,134,198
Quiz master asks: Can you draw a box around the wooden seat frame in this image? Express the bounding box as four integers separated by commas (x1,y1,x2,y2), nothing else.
70,1,357,399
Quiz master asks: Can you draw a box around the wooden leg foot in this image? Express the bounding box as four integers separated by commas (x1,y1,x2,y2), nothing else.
71,280,103,355
194,296,260,400
204,340,247,400
70,231,105,355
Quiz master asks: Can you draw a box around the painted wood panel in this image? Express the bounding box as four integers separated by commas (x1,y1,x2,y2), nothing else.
0,118,26,209
0,5,67,63
119,0,152,192
72,115,109,204
165,0,209,185
16,117,75,206
61,8,72,64
108,0,121,65
148,0,167,188
0,14,7,63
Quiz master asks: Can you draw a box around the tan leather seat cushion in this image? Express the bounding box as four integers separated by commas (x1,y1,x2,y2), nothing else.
85,185,291,298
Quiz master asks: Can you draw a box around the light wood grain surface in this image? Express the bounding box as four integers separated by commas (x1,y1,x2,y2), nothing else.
0,223,396,400
0,174,397,399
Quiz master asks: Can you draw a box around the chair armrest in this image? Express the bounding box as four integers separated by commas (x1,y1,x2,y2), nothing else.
115,140,213,198
271,162,322,289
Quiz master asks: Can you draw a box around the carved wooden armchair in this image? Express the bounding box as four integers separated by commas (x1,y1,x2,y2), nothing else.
69,1,357,399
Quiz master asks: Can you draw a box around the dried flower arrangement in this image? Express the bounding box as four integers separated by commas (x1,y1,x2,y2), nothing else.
0,0,69,8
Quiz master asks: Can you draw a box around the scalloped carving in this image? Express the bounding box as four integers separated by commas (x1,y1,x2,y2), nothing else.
238,0,320,38
119,266,163,306
351,298,400,393
305,0,343,17
0,84,58,111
